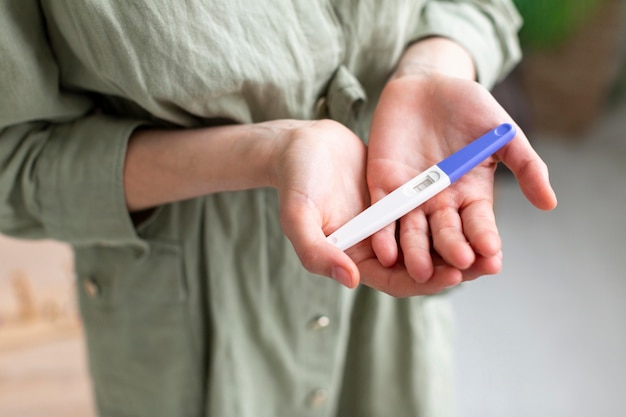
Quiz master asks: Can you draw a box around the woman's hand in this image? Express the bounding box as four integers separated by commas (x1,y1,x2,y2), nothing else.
271,118,499,297
269,119,368,288
364,71,557,293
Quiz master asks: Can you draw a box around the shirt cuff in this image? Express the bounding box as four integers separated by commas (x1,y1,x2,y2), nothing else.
35,115,148,250
412,1,522,89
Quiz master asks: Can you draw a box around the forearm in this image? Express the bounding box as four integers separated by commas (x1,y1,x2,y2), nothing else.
393,37,476,81
124,122,281,211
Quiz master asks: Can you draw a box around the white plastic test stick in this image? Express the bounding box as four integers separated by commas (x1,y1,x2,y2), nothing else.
327,123,516,251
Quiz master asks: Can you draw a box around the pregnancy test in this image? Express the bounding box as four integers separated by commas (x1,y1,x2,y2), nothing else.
327,123,516,251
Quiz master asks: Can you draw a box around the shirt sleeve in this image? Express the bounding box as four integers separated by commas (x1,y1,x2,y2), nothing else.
412,0,523,88
0,1,147,249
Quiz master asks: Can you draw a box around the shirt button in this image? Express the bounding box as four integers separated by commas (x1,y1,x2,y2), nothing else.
309,315,330,331
83,278,100,298
315,96,328,118
307,388,328,408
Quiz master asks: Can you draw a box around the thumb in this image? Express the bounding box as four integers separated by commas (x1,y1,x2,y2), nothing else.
499,130,558,211
281,208,360,288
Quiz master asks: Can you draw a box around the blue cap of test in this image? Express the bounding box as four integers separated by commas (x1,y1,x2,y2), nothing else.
437,123,516,183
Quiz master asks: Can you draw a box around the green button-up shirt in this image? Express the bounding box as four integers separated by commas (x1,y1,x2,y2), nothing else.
0,1,521,416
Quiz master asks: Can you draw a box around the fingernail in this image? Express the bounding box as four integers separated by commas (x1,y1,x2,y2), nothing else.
331,266,353,288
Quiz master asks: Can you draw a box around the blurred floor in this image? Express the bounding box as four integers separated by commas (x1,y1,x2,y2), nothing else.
0,236,96,417
452,102,626,417
0,336,95,417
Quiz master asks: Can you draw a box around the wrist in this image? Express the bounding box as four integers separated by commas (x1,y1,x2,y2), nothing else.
392,37,476,81
259,119,319,190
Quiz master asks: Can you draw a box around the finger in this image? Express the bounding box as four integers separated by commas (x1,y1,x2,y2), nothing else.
460,198,501,258
371,222,399,268
498,129,558,211
459,251,504,282
429,205,475,269
358,258,462,297
368,178,401,267
398,210,434,283
281,207,360,288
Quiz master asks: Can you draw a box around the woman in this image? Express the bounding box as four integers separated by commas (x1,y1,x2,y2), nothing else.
0,1,556,416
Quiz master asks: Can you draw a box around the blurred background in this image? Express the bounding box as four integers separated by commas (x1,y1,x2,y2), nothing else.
1,1,625,416
454,1,626,415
